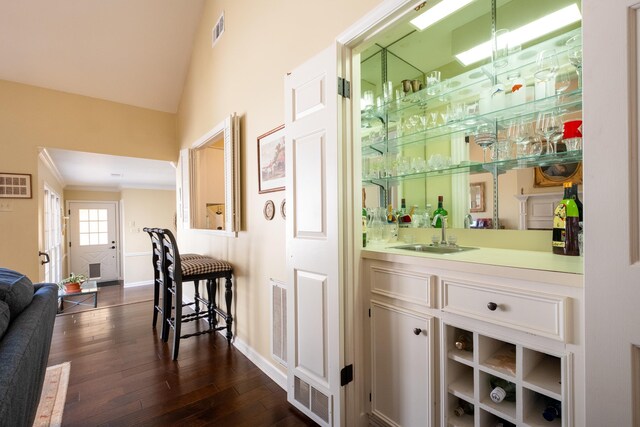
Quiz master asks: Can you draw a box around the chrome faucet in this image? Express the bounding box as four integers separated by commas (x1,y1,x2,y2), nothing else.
464,214,473,229
432,214,448,245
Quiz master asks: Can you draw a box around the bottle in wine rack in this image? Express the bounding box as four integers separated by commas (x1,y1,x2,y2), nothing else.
454,330,473,352
453,398,474,417
542,397,562,421
489,375,516,403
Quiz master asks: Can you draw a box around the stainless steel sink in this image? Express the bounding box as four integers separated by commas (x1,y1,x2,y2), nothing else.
392,244,478,254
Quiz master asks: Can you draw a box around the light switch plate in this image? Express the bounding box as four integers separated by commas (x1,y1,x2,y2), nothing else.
0,201,13,212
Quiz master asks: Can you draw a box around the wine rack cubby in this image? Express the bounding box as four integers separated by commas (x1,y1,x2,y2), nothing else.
442,323,571,427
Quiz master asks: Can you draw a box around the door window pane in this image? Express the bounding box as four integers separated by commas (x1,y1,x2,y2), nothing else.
79,208,109,246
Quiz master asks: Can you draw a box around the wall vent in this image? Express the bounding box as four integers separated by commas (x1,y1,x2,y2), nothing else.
294,376,330,424
271,279,287,365
212,11,225,47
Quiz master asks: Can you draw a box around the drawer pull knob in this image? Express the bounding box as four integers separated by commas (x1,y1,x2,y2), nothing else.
413,328,422,335
487,302,498,311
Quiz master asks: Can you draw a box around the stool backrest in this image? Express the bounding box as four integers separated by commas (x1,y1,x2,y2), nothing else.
143,228,163,283
157,228,182,285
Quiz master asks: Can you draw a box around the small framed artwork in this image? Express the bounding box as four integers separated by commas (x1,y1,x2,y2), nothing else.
469,182,485,213
535,161,583,187
0,173,32,199
257,125,285,193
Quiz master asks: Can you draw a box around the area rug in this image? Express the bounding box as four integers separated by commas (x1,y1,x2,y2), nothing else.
33,361,70,427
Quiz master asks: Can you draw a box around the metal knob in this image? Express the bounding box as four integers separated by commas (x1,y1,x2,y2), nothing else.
487,302,498,311
413,328,422,335
111,246,116,249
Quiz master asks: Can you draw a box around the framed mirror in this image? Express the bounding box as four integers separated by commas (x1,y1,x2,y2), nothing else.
180,113,240,236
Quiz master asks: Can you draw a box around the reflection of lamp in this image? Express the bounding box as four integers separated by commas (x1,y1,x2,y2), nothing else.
455,4,582,66
410,0,475,31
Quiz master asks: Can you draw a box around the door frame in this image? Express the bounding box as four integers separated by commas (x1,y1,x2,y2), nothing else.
65,200,122,281
334,1,428,425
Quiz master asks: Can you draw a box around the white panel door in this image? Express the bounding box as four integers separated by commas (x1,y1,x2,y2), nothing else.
285,44,343,426
583,1,640,425
68,201,119,281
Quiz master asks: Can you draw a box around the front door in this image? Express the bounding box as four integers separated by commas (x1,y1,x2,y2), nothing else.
285,44,344,426
68,201,119,282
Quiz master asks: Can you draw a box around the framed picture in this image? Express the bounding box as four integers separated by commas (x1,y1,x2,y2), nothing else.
469,182,485,213
0,173,32,199
534,161,583,187
257,125,285,193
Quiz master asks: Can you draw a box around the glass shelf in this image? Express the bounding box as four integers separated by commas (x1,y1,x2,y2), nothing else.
362,89,582,155
362,150,582,184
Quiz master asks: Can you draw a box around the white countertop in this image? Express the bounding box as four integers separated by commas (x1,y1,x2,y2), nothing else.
363,242,584,276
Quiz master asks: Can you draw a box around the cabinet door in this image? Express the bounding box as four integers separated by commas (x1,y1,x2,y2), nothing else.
370,301,434,426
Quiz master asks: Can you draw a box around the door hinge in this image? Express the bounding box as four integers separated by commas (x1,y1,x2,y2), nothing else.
369,392,372,402
338,77,350,99
368,308,371,318
69,242,71,248
340,364,353,386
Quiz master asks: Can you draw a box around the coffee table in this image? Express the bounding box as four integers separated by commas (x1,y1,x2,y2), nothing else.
58,280,99,313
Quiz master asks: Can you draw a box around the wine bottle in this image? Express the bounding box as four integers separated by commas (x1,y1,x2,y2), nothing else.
495,421,516,427
567,183,583,222
489,375,516,403
432,195,448,228
387,204,396,223
454,330,473,352
552,182,580,256
542,397,562,421
453,398,474,417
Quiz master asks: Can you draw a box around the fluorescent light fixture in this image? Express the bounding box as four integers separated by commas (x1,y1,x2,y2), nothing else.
455,3,582,66
410,0,475,31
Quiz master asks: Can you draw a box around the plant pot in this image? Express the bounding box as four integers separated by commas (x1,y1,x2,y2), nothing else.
64,282,82,293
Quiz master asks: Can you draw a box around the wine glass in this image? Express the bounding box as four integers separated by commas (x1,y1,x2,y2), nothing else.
536,111,562,155
534,50,559,103
566,34,582,88
474,121,497,162
507,118,533,158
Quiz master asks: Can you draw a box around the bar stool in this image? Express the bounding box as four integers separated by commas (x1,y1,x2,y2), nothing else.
157,228,234,360
143,228,212,339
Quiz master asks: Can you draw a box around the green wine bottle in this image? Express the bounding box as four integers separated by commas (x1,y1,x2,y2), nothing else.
453,398,474,417
552,182,580,256
432,195,448,228
489,375,516,403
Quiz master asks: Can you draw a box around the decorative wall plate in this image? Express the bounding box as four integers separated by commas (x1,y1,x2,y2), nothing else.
263,200,275,220
280,199,286,219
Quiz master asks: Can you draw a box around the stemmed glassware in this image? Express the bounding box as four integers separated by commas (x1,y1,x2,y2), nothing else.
566,34,583,88
507,118,533,159
534,50,559,103
536,110,562,155
474,121,497,162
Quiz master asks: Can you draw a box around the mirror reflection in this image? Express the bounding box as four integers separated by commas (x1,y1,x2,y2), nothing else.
360,0,582,233
185,114,240,235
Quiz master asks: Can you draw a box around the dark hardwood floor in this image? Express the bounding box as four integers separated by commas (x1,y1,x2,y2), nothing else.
48,288,317,426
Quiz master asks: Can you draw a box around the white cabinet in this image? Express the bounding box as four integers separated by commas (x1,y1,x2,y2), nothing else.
365,260,437,427
362,253,583,427
371,302,434,426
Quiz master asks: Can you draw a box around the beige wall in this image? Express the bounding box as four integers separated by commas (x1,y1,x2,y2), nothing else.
0,80,176,280
177,0,384,369
121,189,176,286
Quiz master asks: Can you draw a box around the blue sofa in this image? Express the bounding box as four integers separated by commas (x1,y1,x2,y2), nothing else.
0,269,58,427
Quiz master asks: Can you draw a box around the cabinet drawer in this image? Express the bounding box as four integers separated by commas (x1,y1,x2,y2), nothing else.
369,265,434,307
440,279,567,341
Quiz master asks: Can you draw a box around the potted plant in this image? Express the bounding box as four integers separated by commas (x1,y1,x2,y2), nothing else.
59,273,88,293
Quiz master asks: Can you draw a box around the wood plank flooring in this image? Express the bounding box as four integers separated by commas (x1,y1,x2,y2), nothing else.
48,287,317,426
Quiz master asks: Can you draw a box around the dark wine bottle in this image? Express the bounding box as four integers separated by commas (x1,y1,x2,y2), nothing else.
489,375,516,403
432,195,448,228
552,182,580,256
454,330,473,352
542,397,562,421
567,183,583,222
453,398,474,417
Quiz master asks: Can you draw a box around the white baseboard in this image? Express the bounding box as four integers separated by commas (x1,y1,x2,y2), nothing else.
123,280,153,288
232,336,287,390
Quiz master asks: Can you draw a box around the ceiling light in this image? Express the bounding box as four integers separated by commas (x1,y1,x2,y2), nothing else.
410,0,475,31
455,4,582,66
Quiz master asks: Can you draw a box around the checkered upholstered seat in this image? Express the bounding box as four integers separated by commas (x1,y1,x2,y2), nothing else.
178,258,233,276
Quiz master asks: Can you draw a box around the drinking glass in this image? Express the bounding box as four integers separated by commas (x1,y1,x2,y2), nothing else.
534,50,559,102
507,118,533,158
555,68,571,95
474,121,497,162
566,34,582,88
536,111,562,155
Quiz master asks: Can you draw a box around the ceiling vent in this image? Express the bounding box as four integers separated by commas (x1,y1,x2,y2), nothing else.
212,12,225,48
